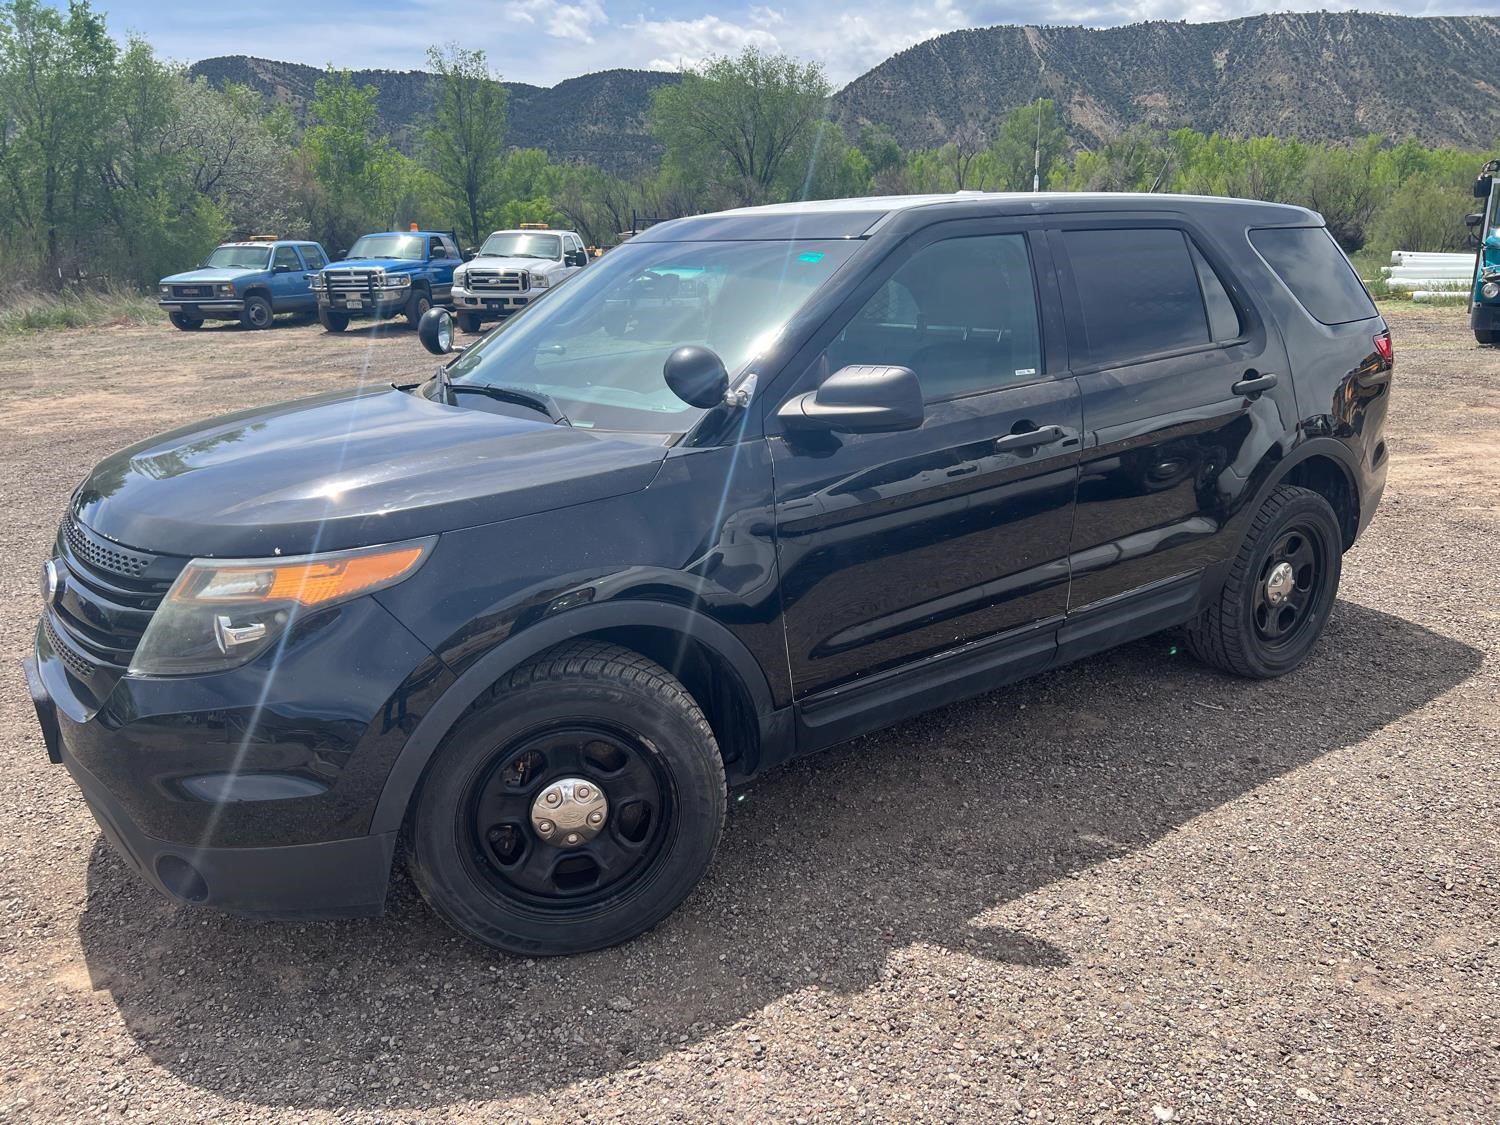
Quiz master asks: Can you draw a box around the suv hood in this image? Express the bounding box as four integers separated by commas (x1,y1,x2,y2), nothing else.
326,258,422,272
161,268,262,285
73,388,667,558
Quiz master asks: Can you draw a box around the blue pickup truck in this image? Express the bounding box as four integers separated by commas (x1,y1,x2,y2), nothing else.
158,238,330,330
312,230,462,332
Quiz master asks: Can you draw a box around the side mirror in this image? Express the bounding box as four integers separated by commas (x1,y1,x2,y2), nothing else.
778,365,925,434
273,263,293,273
568,250,588,267
1475,175,1493,200
1466,212,1484,228
664,345,728,408
418,307,459,356
463,248,477,261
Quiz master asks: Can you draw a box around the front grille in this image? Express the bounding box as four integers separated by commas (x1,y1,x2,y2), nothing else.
64,514,151,577
172,285,213,299
47,515,182,691
324,269,382,292
465,269,529,293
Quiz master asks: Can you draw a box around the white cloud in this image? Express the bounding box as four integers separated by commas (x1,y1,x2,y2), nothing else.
505,0,608,44
632,13,784,72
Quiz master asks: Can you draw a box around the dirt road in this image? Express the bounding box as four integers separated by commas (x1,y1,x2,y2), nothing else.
0,306,1495,1122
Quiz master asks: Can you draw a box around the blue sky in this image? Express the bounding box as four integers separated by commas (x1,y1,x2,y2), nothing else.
93,0,1490,87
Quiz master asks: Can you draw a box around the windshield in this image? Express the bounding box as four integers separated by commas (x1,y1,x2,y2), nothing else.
444,238,860,432
479,232,562,260
347,233,426,261
202,246,272,270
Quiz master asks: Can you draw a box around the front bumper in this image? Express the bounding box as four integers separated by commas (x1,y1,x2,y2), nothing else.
159,299,244,318
1472,302,1500,333
319,290,407,317
453,286,532,318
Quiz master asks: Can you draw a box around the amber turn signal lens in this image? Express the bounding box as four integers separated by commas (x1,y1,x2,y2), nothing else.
262,546,427,606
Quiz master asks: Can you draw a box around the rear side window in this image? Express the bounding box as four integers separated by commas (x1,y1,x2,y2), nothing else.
301,245,326,269
1187,241,1243,341
1248,226,1377,325
1062,228,1209,367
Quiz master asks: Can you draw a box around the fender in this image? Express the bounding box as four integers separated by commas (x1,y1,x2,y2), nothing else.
368,600,778,834
1252,434,1363,526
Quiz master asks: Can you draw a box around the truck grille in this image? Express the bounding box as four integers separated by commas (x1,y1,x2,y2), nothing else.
465,269,529,293
171,284,213,299
323,269,383,292
45,515,183,698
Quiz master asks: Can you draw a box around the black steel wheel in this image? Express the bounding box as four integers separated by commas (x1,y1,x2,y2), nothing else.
406,641,726,955
1186,484,1342,678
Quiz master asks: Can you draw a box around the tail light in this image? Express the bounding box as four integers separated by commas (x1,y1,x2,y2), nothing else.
1373,329,1393,365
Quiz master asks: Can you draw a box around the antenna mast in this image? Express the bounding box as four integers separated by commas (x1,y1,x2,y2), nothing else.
1032,98,1042,192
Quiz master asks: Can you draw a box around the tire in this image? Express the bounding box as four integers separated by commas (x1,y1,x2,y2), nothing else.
318,308,349,333
1185,484,1343,679
240,294,273,330
406,641,726,955
456,312,483,334
405,289,432,328
1476,330,1499,346
168,311,202,331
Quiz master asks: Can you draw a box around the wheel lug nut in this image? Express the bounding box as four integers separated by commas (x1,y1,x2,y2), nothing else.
545,791,561,806
565,833,580,845
587,811,603,825
537,819,554,834
576,785,589,799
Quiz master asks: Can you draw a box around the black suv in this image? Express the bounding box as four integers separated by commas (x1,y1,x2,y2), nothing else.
25,193,1392,955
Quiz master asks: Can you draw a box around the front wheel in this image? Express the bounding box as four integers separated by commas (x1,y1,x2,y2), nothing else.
405,289,432,327
406,641,727,955
318,308,349,333
456,312,483,334
168,311,202,331
1476,329,1499,346
240,294,273,330
1186,484,1342,678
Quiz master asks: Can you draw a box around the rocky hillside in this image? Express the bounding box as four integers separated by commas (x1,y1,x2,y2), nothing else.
186,56,678,173
831,12,1500,151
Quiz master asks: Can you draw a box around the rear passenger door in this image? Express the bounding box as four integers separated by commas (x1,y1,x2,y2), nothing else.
1052,222,1296,620
771,225,1081,704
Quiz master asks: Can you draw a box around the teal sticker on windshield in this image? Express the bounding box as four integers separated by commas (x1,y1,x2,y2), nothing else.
798,251,825,264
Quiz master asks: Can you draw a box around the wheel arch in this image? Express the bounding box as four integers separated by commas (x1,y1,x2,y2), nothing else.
241,284,272,303
1259,439,1361,549
369,602,780,835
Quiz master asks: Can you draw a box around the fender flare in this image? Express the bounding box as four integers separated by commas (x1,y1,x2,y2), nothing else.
1253,435,1362,526
368,600,776,834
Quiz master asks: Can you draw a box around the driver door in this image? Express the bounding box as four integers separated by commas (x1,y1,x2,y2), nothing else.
769,226,1081,731
270,244,310,311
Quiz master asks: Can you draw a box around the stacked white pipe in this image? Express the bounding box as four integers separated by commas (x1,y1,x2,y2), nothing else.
1379,250,1474,299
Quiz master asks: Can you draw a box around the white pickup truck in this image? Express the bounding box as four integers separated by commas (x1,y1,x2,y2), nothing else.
450,227,589,332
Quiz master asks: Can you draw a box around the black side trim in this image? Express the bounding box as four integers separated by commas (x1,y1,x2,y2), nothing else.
1055,571,1202,665
795,617,1060,753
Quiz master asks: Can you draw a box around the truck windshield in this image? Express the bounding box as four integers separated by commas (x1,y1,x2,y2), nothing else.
480,232,561,260
203,246,272,270
348,234,426,261
443,238,861,432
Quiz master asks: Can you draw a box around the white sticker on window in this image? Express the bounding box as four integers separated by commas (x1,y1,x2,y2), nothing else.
1015,368,1037,377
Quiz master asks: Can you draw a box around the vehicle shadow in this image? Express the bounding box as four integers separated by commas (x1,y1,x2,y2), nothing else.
76,601,1480,1110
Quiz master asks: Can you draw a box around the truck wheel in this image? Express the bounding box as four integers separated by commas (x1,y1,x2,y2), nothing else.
240,294,273,330
405,290,432,328
405,640,727,955
457,312,483,334
168,312,202,331
1185,484,1342,679
1476,330,1499,346
318,308,349,333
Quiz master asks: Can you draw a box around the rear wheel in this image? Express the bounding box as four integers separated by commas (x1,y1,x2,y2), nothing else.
240,294,273,330
406,641,726,955
168,311,202,331
457,312,483,334
318,308,349,333
1186,484,1342,679
1476,329,1499,346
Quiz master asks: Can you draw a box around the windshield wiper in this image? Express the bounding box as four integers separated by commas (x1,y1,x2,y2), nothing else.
431,370,571,426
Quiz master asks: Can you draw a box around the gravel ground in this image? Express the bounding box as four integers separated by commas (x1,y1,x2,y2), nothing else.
0,306,1495,1123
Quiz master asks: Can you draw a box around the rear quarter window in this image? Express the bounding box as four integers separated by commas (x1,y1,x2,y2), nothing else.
1248,226,1377,326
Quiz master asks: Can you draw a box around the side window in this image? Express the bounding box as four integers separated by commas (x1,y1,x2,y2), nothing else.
442,236,460,260
828,234,1042,402
429,238,448,260
1187,240,1243,341
1248,226,1377,326
273,245,300,272
300,245,326,269
1062,228,1209,366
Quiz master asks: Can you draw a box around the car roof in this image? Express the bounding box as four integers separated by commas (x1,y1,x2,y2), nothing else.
216,240,319,248
634,192,1322,242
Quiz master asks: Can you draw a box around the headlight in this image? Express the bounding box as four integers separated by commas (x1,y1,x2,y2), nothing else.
217,283,236,297
380,273,410,289
158,285,170,298
1483,280,1500,301
311,272,326,290
128,538,435,676
452,269,466,286
529,272,548,289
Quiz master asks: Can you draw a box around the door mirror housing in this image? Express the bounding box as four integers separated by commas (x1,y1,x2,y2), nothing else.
418,307,464,356
1475,175,1493,200
663,345,729,408
1466,212,1484,228
567,249,588,267
273,263,293,273
778,365,925,434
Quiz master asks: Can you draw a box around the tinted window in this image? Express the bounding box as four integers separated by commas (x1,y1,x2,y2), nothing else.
1249,226,1377,326
828,234,1042,401
1187,241,1243,340
301,245,327,269
1063,228,1209,366
273,245,300,271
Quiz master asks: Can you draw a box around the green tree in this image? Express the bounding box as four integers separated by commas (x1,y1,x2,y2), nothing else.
990,99,1067,191
650,47,831,207
425,44,508,247
298,68,402,253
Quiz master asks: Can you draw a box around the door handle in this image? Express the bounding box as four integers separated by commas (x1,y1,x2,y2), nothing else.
1232,372,1279,397
994,425,1065,453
